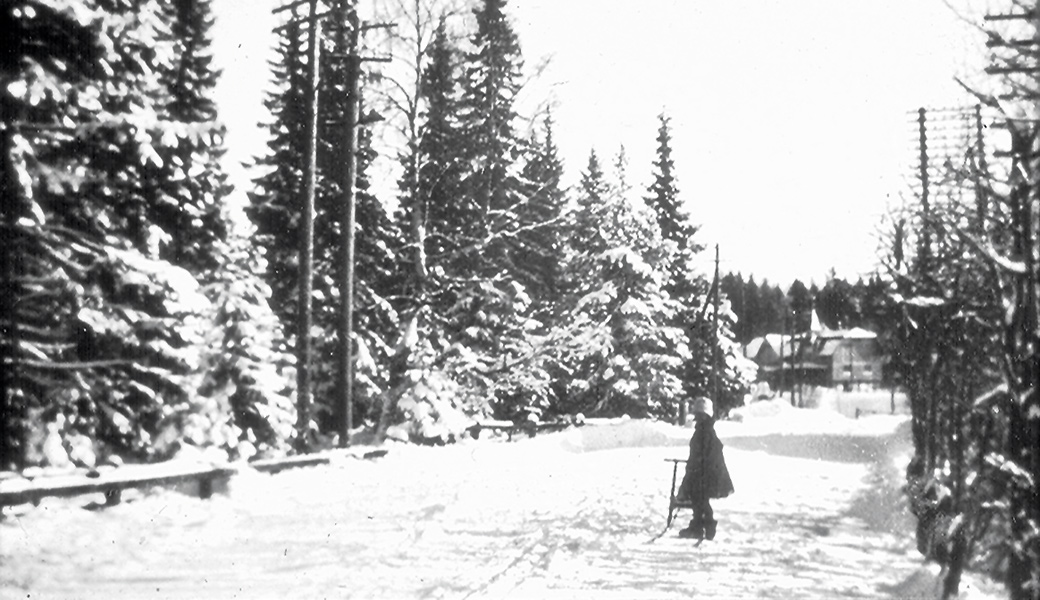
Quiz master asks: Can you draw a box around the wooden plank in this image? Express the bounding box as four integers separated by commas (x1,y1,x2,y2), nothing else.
0,464,236,507
250,455,331,474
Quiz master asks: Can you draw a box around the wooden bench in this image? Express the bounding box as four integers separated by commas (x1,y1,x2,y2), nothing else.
0,463,237,508
665,458,695,527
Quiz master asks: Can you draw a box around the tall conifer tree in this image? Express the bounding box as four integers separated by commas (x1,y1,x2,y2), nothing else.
644,113,751,414
458,0,525,274
559,150,685,418
1,0,221,466
248,13,310,340
516,113,566,313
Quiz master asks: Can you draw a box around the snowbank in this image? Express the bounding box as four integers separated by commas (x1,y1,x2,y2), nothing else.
551,418,689,453
519,403,912,459
726,398,910,438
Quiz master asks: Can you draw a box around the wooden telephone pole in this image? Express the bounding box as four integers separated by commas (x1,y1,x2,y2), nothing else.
711,244,720,407
334,4,391,448
273,0,390,450
336,0,361,449
274,0,322,452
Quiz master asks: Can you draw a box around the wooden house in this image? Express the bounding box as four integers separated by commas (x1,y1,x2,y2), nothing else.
744,325,884,391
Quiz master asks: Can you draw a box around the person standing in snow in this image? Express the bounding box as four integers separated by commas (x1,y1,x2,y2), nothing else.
677,397,734,540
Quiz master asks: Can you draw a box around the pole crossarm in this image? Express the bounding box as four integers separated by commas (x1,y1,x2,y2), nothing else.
274,11,332,34
986,37,1040,49
273,0,321,14
985,65,1040,75
983,12,1037,21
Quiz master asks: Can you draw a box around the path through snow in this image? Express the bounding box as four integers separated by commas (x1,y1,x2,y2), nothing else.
0,405,1004,599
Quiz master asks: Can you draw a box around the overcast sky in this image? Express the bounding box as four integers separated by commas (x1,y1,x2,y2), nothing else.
214,0,986,287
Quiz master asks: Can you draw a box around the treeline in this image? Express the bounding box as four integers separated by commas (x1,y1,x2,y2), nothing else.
1,0,752,470
720,272,890,343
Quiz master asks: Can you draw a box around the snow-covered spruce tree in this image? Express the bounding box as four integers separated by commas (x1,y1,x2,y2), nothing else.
197,210,296,457
458,0,525,269
517,112,567,316
443,0,553,426
555,150,685,419
1,0,218,467
646,115,699,260
136,0,299,458
644,114,752,416
148,0,228,279
247,12,309,342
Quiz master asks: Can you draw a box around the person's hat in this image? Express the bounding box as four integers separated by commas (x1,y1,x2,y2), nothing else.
692,397,714,417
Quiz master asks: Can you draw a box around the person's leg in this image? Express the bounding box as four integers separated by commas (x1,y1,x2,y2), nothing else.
702,500,717,540
680,496,708,538
679,515,703,538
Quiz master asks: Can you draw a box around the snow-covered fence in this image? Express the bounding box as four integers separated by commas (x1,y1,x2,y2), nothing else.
0,463,237,508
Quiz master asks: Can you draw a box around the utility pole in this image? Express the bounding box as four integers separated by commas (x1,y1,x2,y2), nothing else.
336,0,361,448
273,0,390,451
711,244,720,406
977,9,1039,599
274,0,322,453
333,2,392,448
917,107,932,277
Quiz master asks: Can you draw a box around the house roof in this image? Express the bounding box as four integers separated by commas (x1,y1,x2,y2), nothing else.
745,337,766,358
746,334,801,358
817,327,877,340
818,340,842,357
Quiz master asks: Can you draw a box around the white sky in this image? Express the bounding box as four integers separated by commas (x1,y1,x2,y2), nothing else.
213,0,988,287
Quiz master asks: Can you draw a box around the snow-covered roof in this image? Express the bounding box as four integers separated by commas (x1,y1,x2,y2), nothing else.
745,337,766,358
746,334,798,359
818,327,877,340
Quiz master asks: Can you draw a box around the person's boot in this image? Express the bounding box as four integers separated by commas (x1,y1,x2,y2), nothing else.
703,519,718,541
678,517,704,539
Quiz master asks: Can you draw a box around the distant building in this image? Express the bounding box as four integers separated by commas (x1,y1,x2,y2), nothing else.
810,327,883,389
744,317,884,391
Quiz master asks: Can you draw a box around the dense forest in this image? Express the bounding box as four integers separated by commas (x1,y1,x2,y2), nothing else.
1,0,753,470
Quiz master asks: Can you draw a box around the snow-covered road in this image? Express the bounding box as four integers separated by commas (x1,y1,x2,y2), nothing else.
0,405,1002,599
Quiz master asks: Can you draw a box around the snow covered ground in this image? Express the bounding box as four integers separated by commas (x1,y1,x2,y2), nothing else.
1,401,1007,599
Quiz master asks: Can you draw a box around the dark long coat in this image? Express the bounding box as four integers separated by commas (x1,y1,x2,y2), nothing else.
678,412,734,501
